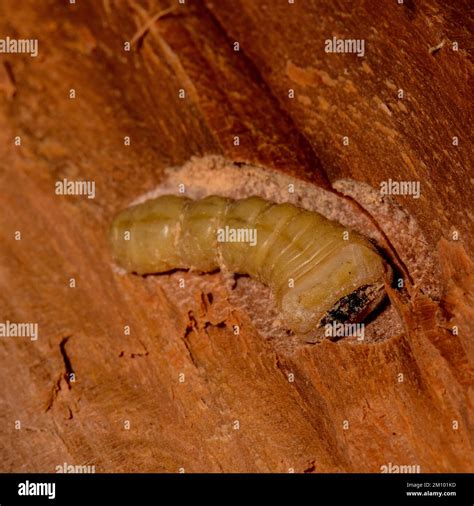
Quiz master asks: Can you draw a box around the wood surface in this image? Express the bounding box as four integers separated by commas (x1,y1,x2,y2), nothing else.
0,0,472,472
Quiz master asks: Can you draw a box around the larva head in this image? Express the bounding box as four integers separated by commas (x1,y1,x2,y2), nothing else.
280,239,391,340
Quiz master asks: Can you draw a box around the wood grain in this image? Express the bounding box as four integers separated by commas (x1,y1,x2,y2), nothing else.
0,0,472,473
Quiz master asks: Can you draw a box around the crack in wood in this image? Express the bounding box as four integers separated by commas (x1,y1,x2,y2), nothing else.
303,459,316,473
201,0,331,189
45,336,75,413
182,311,200,369
59,336,74,389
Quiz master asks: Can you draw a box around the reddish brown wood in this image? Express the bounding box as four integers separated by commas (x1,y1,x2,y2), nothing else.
0,0,472,473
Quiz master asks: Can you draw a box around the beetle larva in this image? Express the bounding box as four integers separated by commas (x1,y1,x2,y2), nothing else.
110,195,391,338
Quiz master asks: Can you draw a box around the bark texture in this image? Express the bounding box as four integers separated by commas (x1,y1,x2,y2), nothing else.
0,0,472,472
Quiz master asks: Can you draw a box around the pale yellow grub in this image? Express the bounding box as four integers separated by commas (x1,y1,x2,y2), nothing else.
110,195,390,337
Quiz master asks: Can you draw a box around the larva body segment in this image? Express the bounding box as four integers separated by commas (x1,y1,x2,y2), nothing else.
110,195,390,338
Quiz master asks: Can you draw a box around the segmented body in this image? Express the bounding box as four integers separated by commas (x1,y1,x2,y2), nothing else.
110,195,389,336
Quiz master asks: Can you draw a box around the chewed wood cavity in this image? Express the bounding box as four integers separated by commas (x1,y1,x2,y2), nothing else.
109,195,392,340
